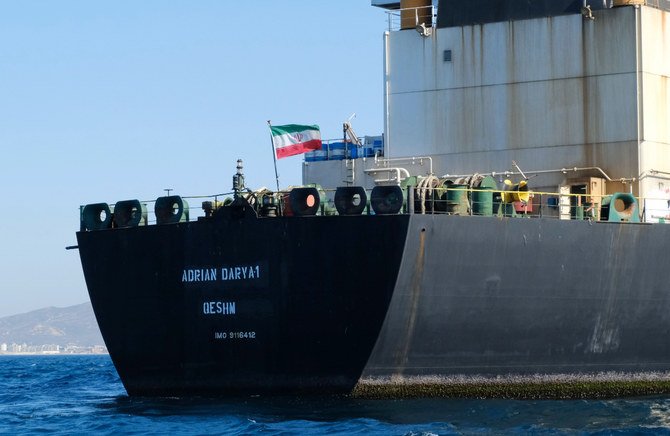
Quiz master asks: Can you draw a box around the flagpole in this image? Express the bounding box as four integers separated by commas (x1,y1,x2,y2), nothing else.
267,120,281,193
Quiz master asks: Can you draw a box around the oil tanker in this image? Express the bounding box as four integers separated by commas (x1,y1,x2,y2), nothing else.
76,0,670,398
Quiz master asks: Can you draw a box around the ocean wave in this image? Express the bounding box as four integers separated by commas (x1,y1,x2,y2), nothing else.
2,355,670,435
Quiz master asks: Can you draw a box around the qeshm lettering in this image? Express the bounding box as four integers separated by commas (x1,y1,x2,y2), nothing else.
202,301,236,315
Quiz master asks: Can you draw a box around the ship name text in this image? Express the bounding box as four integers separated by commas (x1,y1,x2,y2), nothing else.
203,301,236,315
182,264,261,283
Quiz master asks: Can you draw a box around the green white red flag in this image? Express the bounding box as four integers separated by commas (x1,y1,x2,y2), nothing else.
270,124,322,159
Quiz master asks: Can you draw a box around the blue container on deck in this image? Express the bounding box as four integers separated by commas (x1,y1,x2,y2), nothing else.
329,142,358,159
364,135,384,157
307,139,374,161
305,147,327,162
346,143,358,159
329,142,345,160
361,146,375,157
372,139,384,156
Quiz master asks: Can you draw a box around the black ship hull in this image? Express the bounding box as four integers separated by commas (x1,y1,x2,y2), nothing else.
78,211,670,397
77,213,409,396
363,215,670,389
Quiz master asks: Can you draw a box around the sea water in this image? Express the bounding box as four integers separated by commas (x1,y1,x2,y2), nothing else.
2,355,670,435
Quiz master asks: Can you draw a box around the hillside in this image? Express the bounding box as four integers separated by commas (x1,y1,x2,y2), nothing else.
0,302,105,348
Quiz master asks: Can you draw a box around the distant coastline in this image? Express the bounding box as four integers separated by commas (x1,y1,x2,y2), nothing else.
0,351,108,356
0,302,106,354
0,343,107,355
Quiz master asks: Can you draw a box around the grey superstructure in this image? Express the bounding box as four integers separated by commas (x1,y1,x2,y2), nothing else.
304,0,670,217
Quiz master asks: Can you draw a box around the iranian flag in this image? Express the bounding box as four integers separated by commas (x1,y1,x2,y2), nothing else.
270,124,322,159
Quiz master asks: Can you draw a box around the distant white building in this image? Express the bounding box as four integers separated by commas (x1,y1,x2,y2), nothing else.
0,343,7,352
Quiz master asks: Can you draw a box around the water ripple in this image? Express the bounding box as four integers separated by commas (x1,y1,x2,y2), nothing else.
2,355,670,435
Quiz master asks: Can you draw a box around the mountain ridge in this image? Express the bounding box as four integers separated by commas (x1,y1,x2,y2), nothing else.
0,302,105,348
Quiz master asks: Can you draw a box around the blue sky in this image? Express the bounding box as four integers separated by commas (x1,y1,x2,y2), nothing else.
0,1,386,317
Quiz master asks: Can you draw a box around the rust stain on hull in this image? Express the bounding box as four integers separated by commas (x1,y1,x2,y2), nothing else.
395,227,427,372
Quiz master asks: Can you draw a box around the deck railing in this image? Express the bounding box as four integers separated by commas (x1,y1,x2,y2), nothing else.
384,2,670,33
386,6,437,32
80,185,670,231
